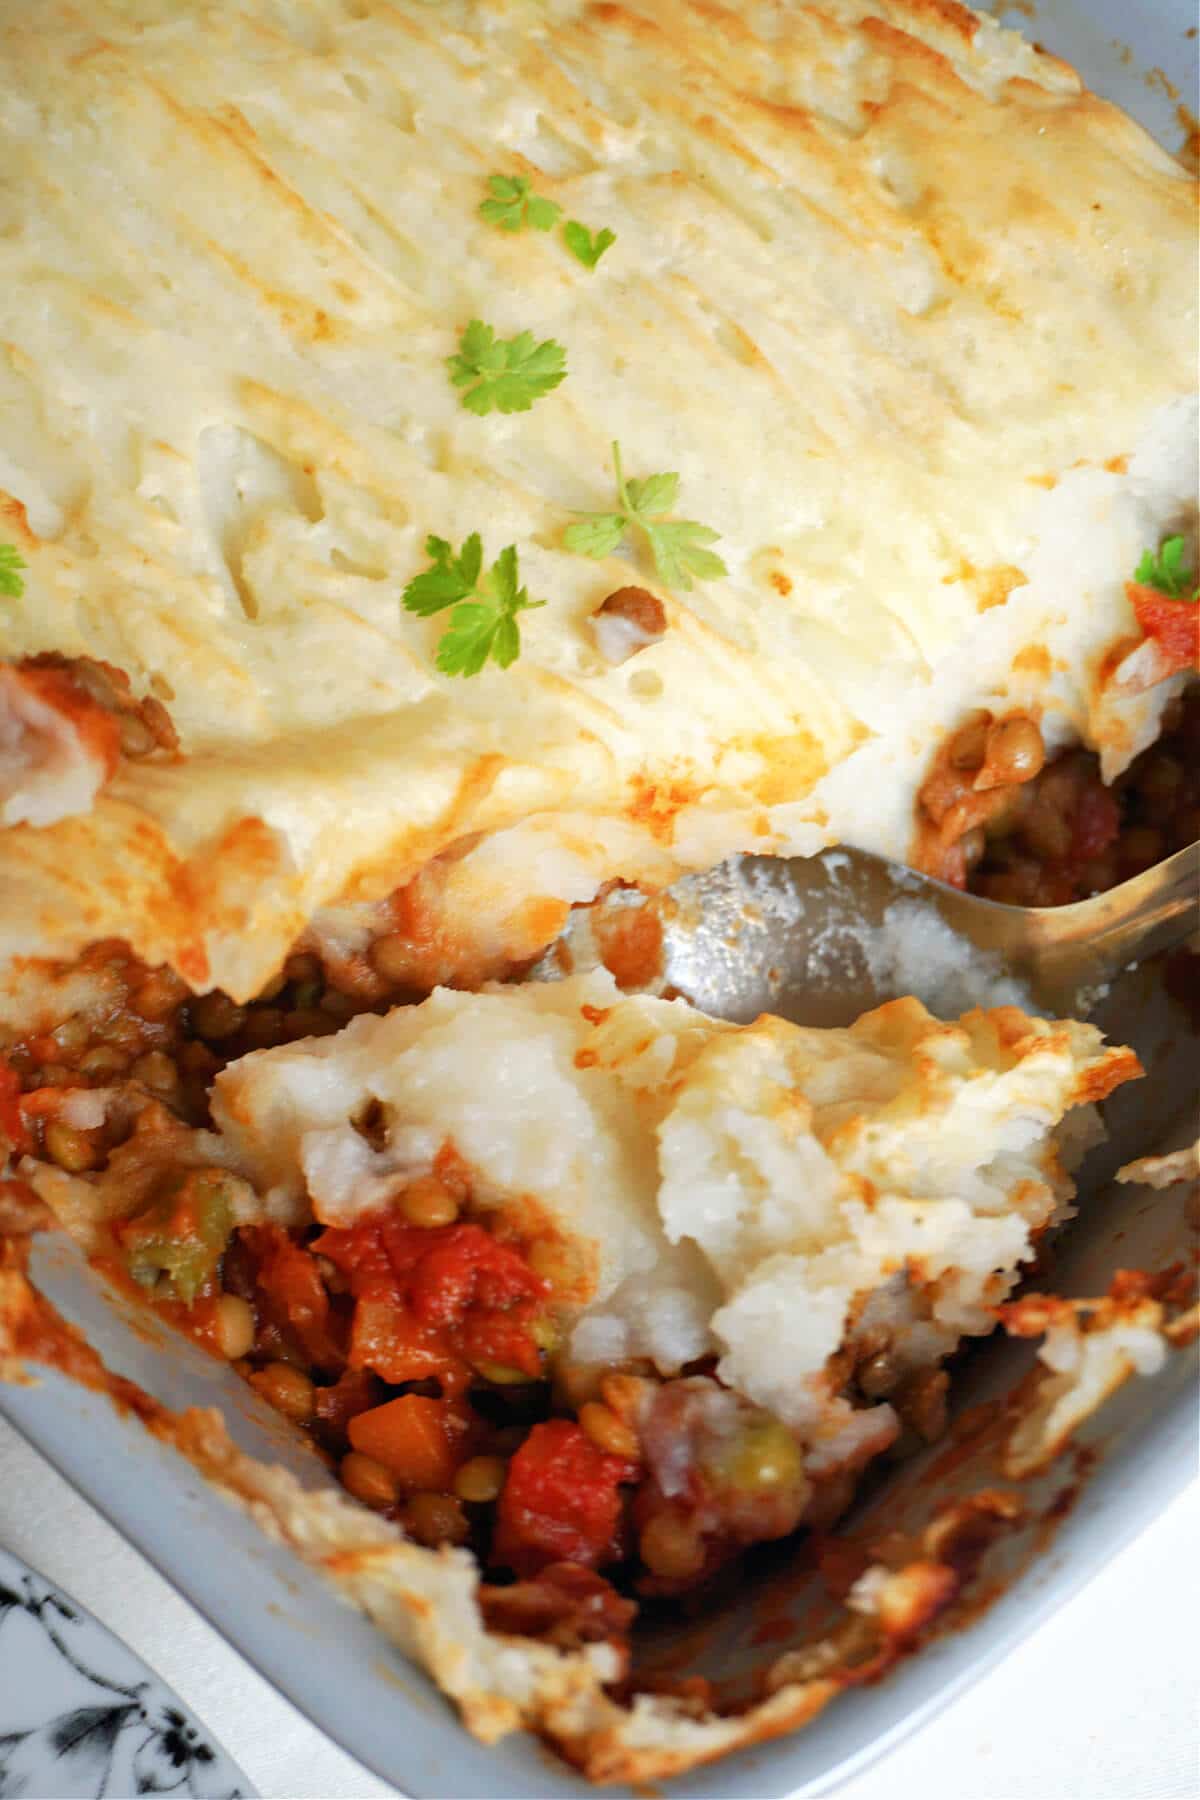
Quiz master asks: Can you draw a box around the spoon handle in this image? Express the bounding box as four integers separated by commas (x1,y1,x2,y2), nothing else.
1023,841,1200,1015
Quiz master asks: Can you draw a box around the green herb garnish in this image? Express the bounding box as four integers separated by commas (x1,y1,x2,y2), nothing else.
563,441,728,590
0,544,26,598
1134,535,1198,601
447,319,568,416
479,174,562,234
403,534,545,676
563,220,616,270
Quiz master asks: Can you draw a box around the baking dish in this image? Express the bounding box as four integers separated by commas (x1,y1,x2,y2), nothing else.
1,2,1197,1793
2,929,1196,1800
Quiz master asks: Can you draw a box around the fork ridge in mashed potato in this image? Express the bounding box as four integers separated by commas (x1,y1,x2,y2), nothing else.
0,0,1194,997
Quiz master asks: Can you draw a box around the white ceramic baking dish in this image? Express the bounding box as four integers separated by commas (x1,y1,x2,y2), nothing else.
2,7,1196,1795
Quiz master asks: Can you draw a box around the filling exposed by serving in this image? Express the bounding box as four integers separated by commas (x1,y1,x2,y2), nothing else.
914,532,1197,900
0,564,1190,1660
3,963,1140,1656
916,689,1199,905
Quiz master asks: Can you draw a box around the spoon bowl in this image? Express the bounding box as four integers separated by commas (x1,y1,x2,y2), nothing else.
548,841,1200,1029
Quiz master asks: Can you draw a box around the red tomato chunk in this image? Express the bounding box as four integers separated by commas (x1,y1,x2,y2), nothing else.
315,1217,549,1391
1129,582,1199,675
493,1419,638,1575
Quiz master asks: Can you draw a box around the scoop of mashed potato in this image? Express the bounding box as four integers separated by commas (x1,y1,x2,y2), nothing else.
212,971,1138,1469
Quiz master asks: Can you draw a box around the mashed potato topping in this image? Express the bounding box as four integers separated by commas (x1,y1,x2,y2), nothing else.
213,971,1138,1471
0,1,1193,996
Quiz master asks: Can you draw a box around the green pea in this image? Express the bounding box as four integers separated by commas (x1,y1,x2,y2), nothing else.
712,1417,804,1495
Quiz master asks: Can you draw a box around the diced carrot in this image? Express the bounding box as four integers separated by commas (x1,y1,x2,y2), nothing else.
347,1394,466,1492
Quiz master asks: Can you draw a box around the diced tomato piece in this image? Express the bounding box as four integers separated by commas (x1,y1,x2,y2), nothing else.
1128,582,1199,675
379,1220,546,1328
493,1420,638,1575
0,1060,29,1155
244,1225,340,1367
347,1393,470,1491
316,1214,549,1391
314,1218,392,1291
350,1293,469,1392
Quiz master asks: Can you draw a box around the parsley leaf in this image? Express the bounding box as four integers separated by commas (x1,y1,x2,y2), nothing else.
447,319,568,416
402,535,545,676
0,543,26,598
401,533,484,615
642,518,727,589
1134,535,1198,602
562,441,728,590
560,512,626,559
563,220,616,270
479,174,562,235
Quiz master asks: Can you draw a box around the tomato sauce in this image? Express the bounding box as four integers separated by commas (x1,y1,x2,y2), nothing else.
315,1216,549,1396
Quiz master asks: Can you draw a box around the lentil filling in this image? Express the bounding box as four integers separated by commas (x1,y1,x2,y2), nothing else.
915,690,1199,905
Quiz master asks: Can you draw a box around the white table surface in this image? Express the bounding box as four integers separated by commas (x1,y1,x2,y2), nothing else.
0,1417,1195,1800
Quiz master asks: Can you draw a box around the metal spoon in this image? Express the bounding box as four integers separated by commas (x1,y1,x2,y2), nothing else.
547,840,1200,1028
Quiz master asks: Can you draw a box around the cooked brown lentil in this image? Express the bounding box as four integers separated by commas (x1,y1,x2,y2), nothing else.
213,1294,256,1361
970,692,1200,906
44,1121,100,1172
453,1455,508,1504
250,1362,316,1423
639,1511,706,1580
340,1451,399,1510
579,1401,639,1461
401,1492,470,1547
190,991,246,1041
397,1175,459,1229
856,1350,901,1400
131,1051,180,1095
133,969,188,1022
33,1064,74,1088
894,1368,949,1444
50,1016,90,1057
984,714,1045,784
367,931,416,985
